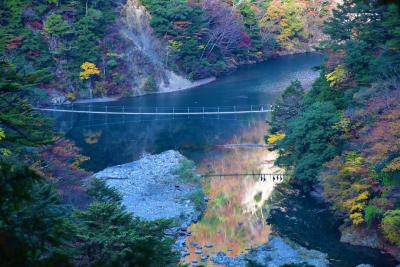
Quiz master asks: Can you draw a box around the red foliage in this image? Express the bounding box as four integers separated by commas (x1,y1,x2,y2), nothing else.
39,138,90,207
5,36,24,50
27,20,43,30
239,32,251,48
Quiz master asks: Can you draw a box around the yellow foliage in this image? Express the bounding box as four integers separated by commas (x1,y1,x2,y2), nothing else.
168,40,182,51
267,133,285,144
341,152,364,175
325,65,348,87
350,212,364,225
255,51,263,58
0,128,11,156
0,128,4,141
79,61,100,80
343,191,369,225
65,92,76,101
356,191,369,201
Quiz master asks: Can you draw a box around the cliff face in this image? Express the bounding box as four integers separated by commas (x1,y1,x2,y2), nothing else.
119,0,193,96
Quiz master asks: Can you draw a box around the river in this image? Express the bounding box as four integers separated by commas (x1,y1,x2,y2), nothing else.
51,53,397,267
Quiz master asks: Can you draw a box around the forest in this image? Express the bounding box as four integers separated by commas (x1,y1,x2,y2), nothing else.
268,0,400,251
1,0,400,266
1,0,336,101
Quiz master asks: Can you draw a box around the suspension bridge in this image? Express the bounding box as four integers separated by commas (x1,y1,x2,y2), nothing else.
34,104,274,116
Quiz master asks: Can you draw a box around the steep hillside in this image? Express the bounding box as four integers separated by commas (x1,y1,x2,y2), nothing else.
1,0,338,103
268,0,400,260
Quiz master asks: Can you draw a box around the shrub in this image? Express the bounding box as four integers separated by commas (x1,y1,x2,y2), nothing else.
173,159,199,184
143,75,157,92
188,189,206,213
381,209,400,246
364,205,384,228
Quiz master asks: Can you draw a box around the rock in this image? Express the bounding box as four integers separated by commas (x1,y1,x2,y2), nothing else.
201,254,209,261
181,251,189,258
164,227,180,236
94,150,202,229
94,151,205,258
48,90,69,105
310,185,326,203
339,224,381,249
245,236,329,267
211,252,246,267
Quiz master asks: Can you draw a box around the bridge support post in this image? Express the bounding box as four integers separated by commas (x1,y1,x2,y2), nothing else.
105,105,108,126
89,104,92,125
122,106,125,124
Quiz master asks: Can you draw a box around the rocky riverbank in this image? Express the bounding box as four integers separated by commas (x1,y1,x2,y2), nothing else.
210,235,329,267
309,187,400,262
93,150,205,243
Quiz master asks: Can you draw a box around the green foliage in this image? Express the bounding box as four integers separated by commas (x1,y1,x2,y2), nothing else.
254,191,262,202
364,205,384,228
44,13,72,37
0,62,54,150
238,2,263,54
270,80,304,133
143,75,157,92
382,209,400,246
0,162,73,266
188,189,206,213
87,178,122,203
276,101,342,186
173,159,199,184
74,201,178,266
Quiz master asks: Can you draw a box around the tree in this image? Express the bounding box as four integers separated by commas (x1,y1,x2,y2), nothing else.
201,0,244,57
276,101,342,187
79,61,100,98
270,80,305,133
0,62,54,151
73,179,179,266
44,13,72,37
79,61,100,80
0,162,73,266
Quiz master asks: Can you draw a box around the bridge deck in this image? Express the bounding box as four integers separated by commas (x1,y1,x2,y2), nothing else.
35,108,272,115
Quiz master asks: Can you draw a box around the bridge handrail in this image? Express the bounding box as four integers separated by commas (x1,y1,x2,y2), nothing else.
34,104,274,115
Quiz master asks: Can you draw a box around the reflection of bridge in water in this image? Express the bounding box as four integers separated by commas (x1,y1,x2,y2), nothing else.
202,173,286,183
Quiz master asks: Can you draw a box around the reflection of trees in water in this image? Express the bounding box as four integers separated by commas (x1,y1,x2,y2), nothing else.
58,114,266,171
185,121,273,263
83,130,102,144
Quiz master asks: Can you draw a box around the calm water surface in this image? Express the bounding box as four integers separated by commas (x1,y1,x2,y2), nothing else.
51,53,397,267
